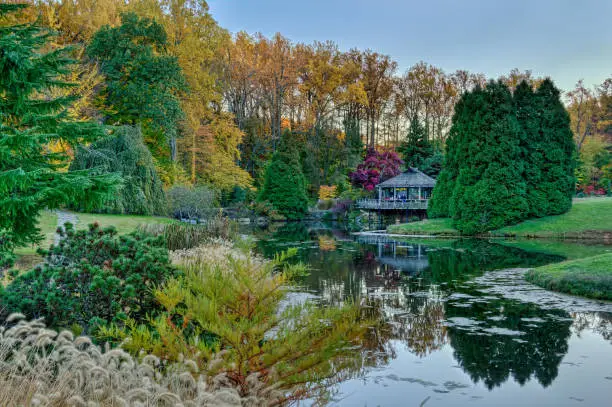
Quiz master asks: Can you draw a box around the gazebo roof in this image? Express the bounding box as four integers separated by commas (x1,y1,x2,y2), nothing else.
376,168,436,189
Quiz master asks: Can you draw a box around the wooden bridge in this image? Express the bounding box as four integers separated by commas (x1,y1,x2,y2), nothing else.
355,199,429,210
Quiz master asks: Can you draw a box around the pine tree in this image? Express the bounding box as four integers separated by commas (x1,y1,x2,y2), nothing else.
0,4,119,267
398,115,433,169
70,126,166,215
258,130,309,220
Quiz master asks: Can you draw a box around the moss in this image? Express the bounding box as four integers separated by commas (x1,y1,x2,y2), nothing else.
525,253,612,300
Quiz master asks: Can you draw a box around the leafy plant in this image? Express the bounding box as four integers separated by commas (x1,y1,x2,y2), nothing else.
349,147,403,191
102,241,377,404
1,223,177,332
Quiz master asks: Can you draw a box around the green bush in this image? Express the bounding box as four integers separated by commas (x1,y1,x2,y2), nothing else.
1,223,178,332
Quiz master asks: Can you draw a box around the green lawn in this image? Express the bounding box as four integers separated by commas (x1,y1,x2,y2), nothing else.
387,218,457,236
525,253,612,300
388,198,612,238
74,212,175,234
13,211,175,270
498,239,612,260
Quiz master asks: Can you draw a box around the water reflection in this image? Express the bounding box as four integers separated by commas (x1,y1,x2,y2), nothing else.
252,225,612,405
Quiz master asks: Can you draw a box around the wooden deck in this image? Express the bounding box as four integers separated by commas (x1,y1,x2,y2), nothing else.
356,199,429,210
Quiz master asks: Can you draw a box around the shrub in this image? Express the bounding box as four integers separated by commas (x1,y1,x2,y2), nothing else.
138,216,237,251
167,185,218,220
0,315,283,406
318,185,338,200
101,241,377,404
0,223,178,332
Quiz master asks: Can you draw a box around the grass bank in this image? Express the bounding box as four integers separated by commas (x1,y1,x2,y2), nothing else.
388,197,612,239
525,253,612,300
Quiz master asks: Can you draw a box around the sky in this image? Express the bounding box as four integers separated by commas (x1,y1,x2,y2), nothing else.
207,0,612,92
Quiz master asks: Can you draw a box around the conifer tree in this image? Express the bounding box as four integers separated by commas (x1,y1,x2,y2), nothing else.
0,4,118,267
259,130,309,219
451,81,529,234
70,126,166,215
428,87,477,218
398,115,433,168
533,79,576,215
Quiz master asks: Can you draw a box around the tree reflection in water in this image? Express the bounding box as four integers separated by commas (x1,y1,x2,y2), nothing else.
254,226,600,390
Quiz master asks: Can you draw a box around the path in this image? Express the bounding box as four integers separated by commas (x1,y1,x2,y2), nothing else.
54,210,78,245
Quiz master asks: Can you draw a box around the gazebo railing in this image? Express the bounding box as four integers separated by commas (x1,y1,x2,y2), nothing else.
355,199,429,210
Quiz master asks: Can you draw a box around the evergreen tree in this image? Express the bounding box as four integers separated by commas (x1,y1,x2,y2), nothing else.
428,87,477,218
533,79,576,215
515,79,576,217
514,81,545,216
259,130,309,220
0,4,118,267
70,126,166,215
451,81,529,234
344,117,363,168
87,12,187,162
398,115,433,169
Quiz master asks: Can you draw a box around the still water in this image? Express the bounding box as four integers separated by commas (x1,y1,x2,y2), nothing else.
252,224,612,407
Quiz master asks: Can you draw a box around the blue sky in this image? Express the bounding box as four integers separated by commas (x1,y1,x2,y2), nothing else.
207,0,611,91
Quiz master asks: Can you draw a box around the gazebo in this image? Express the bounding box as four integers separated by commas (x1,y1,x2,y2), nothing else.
356,168,436,210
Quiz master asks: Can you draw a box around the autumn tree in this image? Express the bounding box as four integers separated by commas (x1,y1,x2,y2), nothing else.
360,50,397,146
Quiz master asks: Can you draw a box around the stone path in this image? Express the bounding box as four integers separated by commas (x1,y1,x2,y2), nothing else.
54,210,78,245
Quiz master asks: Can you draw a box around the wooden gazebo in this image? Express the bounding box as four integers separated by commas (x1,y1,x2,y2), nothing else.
356,168,436,210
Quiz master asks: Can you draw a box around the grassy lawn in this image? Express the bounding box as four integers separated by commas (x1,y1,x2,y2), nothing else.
525,253,612,300
74,212,175,234
12,211,175,271
493,197,612,238
388,198,612,238
498,239,612,260
387,218,457,236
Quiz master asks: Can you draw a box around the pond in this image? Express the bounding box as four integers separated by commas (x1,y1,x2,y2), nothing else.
250,223,612,407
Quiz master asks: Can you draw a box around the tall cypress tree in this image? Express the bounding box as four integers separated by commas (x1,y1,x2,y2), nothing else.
533,79,576,215
451,81,529,234
514,81,545,216
0,4,119,267
428,87,477,218
259,130,309,220
515,79,576,217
